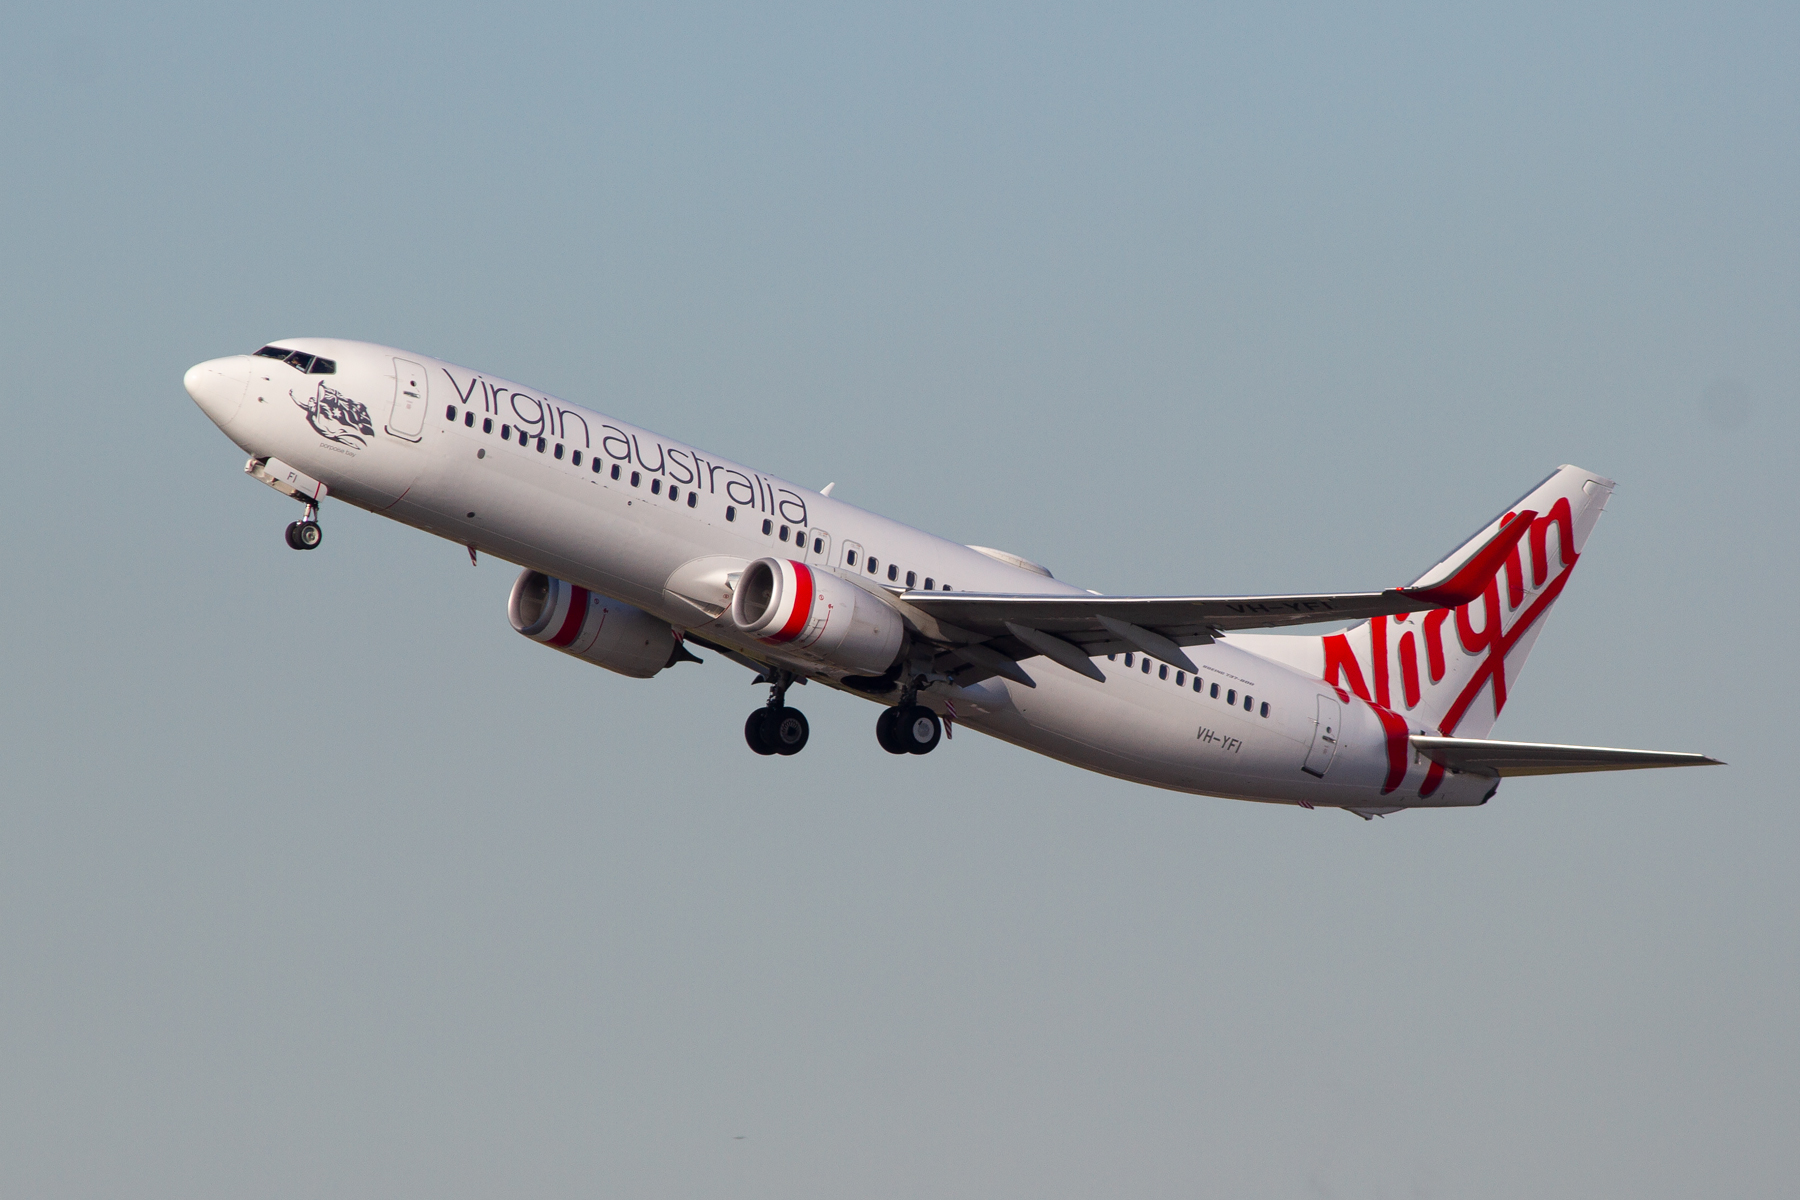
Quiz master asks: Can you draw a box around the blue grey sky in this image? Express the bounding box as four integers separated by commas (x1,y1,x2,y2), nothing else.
2,4,1794,1197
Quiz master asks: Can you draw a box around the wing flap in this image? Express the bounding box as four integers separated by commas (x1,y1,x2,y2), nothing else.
1410,736,1723,777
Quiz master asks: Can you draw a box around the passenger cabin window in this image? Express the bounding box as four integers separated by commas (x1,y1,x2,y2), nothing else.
762,519,773,535
630,471,641,487
1227,689,1236,704
650,478,661,494
611,464,620,480
572,450,582,466
1176,671,1185,686
465,411,475,428
1193,677,1202,692
1124,653,1134,667
905,571,916,588
482,418,493,433
1159,664,1168,680
887,564,898,582
554,443,564,460
778,524,789,541
867,557,878,574
1243,694,1253,711
1260,702,1270,717
1141,658,1151,674
1210,683,1219,698
923,577,933,590
687,492,697,508
726,506,736,521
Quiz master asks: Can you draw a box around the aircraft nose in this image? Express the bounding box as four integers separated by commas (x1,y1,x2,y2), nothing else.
184,356,250,428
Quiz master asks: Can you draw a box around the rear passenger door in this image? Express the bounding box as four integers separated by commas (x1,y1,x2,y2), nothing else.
1302,695,1341,778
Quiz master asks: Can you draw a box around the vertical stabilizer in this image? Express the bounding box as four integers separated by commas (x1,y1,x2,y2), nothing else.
1234,465,1614,743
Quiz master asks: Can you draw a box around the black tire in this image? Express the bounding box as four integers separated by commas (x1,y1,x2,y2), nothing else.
771,707,810,755
284,521,303,549
744,709,777,755
901,705,942,755
875,706,908,754
295,521,323,549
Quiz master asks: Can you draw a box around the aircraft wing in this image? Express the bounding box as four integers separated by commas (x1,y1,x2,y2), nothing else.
892,504,1539,686
903,586,1460,639
1409,736,1724,777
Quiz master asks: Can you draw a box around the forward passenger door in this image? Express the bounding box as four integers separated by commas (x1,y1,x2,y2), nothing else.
386,358,427,442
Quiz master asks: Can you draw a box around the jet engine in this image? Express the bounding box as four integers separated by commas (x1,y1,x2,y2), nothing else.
508,570,685,678
730,557,904,674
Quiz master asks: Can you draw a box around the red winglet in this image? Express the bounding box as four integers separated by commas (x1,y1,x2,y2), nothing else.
1402,510,1537,608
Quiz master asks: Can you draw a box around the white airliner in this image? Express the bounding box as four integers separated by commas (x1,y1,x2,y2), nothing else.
184,339,1719,817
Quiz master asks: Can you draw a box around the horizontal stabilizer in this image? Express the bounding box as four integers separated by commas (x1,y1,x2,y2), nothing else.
1410,736,1723,777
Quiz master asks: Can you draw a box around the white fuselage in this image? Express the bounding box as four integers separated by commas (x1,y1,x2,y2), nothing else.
186,338,1496,812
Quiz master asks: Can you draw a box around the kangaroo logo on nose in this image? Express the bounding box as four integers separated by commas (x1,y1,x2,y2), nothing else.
295,382,376,447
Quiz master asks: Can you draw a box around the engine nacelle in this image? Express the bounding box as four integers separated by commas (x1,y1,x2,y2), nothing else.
508,570,682,678
730,557,904,675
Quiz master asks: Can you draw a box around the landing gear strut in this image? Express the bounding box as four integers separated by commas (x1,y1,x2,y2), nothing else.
284,500,323,551
876,678,942,755
745,668,809,756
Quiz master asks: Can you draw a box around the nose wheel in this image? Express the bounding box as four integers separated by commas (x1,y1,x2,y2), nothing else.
745,669,809,756
284,499,324,550
285,520,323,550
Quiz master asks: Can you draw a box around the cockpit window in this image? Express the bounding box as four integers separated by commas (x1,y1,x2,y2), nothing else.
252,346,334,374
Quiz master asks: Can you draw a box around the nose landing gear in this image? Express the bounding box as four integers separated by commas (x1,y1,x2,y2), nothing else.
283,499,324,550
745,668,810,756
285,507,324,550
246,458,329,552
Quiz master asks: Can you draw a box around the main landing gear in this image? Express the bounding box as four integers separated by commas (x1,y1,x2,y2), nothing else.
284,500,323,551
740,667,945,758
876,703,942,754
876,676,943,756
745,669,810,756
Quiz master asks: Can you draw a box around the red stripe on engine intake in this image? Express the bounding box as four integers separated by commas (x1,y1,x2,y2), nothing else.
766,562,813,643
549,586,589,646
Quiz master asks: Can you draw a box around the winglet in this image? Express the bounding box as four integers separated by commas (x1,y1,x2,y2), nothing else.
1399,509,1537,608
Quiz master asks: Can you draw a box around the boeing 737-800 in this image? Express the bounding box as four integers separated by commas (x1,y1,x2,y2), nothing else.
184,339,1718,818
